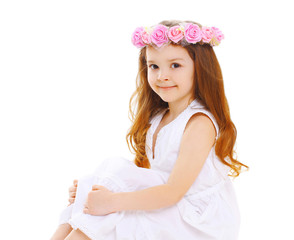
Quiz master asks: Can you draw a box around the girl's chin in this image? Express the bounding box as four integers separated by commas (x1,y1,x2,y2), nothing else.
158,95,177,103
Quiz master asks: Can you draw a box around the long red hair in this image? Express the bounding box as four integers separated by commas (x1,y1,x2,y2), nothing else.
126,20,248,177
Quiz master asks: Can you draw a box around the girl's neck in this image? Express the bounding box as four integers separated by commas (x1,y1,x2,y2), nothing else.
166,98,194,120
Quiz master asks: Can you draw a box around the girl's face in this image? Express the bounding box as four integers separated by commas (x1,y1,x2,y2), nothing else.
146,44,195,105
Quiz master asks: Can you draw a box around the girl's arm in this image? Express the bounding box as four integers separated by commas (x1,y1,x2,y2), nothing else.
112,113,216,212
112,184,178,212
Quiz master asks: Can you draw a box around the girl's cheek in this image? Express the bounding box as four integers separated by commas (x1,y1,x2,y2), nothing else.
147,75,156,84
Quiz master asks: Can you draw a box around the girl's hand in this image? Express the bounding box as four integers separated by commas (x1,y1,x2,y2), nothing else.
83,185,116,216
68,179,78,206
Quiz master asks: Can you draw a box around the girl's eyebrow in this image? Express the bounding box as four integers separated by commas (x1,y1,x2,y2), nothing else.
147,58,185,63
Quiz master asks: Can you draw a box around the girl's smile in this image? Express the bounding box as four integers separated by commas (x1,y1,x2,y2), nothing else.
158,85,177,90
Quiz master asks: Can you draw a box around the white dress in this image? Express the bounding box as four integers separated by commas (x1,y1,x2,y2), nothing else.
58,98,240,240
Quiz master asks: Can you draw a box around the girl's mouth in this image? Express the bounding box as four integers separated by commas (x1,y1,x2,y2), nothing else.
159,86,176,90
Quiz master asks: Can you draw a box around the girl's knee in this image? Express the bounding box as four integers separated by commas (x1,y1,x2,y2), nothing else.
50,223,72,240
64,229,90,240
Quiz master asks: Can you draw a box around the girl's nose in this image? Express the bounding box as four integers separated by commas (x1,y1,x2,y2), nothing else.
158,69,169,81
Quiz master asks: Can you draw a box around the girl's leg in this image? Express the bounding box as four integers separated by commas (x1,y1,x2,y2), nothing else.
50,223,73,240
64,229,91,240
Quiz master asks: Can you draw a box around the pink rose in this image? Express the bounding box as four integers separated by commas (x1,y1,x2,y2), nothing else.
210,27,224,46
141,29,152,44
168,25,184,43
184,23,202,43
151,25,169,47
131,27,146,48
201,26,213,43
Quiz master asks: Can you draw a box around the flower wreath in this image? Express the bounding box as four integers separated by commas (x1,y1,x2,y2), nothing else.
131,23,224,48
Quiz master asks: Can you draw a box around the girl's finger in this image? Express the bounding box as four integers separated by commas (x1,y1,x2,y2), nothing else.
92,185,103,190
70,192,76,198
68,197,75,204
83,207,89,214
69,185,77,192
73,179,78,187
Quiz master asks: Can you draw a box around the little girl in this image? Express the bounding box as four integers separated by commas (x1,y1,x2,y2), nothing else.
51,20,248,240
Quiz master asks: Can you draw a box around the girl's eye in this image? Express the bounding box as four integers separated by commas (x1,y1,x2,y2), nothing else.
148,63,180,69
149,64,158,70
171,63,180,68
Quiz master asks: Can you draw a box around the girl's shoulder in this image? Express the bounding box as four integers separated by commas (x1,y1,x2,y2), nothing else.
186,99,219,140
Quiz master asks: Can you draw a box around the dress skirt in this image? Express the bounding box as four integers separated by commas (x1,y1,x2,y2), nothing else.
58,157,240,240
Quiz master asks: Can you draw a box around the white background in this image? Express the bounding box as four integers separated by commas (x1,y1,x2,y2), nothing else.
0,0,293,239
